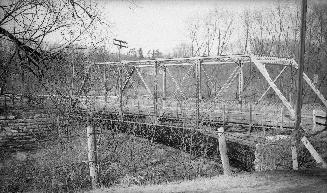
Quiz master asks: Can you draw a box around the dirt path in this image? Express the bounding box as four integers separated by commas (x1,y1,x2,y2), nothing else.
90,169,327,193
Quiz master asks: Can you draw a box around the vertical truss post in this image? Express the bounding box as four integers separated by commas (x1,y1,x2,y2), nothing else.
70,58,75,107
154,61,159,124
162,65,167,108
119,65,123,120
198,61,202,101
196,59,202,129
223,104,226,126
238,61,244,103
104,65,107,102
103,66,106,84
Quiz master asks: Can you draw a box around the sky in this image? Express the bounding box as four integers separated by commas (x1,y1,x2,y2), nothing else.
0,0,302,54
100,0,268,54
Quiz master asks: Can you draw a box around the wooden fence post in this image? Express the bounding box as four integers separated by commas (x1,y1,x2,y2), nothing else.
87,125,99,189
218,127,231,175
291,138,299,170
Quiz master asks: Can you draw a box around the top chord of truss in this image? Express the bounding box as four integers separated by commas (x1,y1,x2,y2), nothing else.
94,55,296,67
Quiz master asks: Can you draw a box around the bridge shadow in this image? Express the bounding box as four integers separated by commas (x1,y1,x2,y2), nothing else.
88,111,256,172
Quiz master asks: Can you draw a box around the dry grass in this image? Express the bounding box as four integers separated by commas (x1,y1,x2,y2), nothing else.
0,126,223,192
0,136,91,192
97,130,223,187
90,170,327,193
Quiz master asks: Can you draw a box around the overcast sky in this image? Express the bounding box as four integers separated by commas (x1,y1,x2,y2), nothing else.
100,0,277,54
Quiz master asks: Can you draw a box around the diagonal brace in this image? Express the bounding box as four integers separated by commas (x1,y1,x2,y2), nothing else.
122,67,136,91
166,67,187,100
214,66,240,100
251,56,295,118
291,59,327,109
257,66,288,103
135,67,153,97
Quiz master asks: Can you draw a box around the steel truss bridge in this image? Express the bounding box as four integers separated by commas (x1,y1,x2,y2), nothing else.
1,55,326,170
82,54,326,170
93,54,326,126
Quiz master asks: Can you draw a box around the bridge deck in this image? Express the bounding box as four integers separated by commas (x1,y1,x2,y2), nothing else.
91,97,314,132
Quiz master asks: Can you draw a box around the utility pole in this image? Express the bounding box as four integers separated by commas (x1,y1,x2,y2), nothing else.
113,39,128,120
296,0,307,130
293,0,307,170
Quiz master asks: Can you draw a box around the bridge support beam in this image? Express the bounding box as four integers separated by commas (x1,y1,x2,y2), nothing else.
196,59,202,129
238,61,244,103
103,66,107,102
119,65,124,120
162,66,166,109
154,61,159,124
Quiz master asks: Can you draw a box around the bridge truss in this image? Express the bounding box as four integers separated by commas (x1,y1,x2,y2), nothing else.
94,55,327,130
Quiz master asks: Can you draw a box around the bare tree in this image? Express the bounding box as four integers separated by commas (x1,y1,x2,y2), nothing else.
186,15,203,56
242,9,252,53
0,0,110,109
184,9,236,99
172,43,192,58
210,9,234,56
186,9,234,57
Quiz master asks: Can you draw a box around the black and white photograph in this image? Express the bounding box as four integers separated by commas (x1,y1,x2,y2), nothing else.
0,0,327,192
